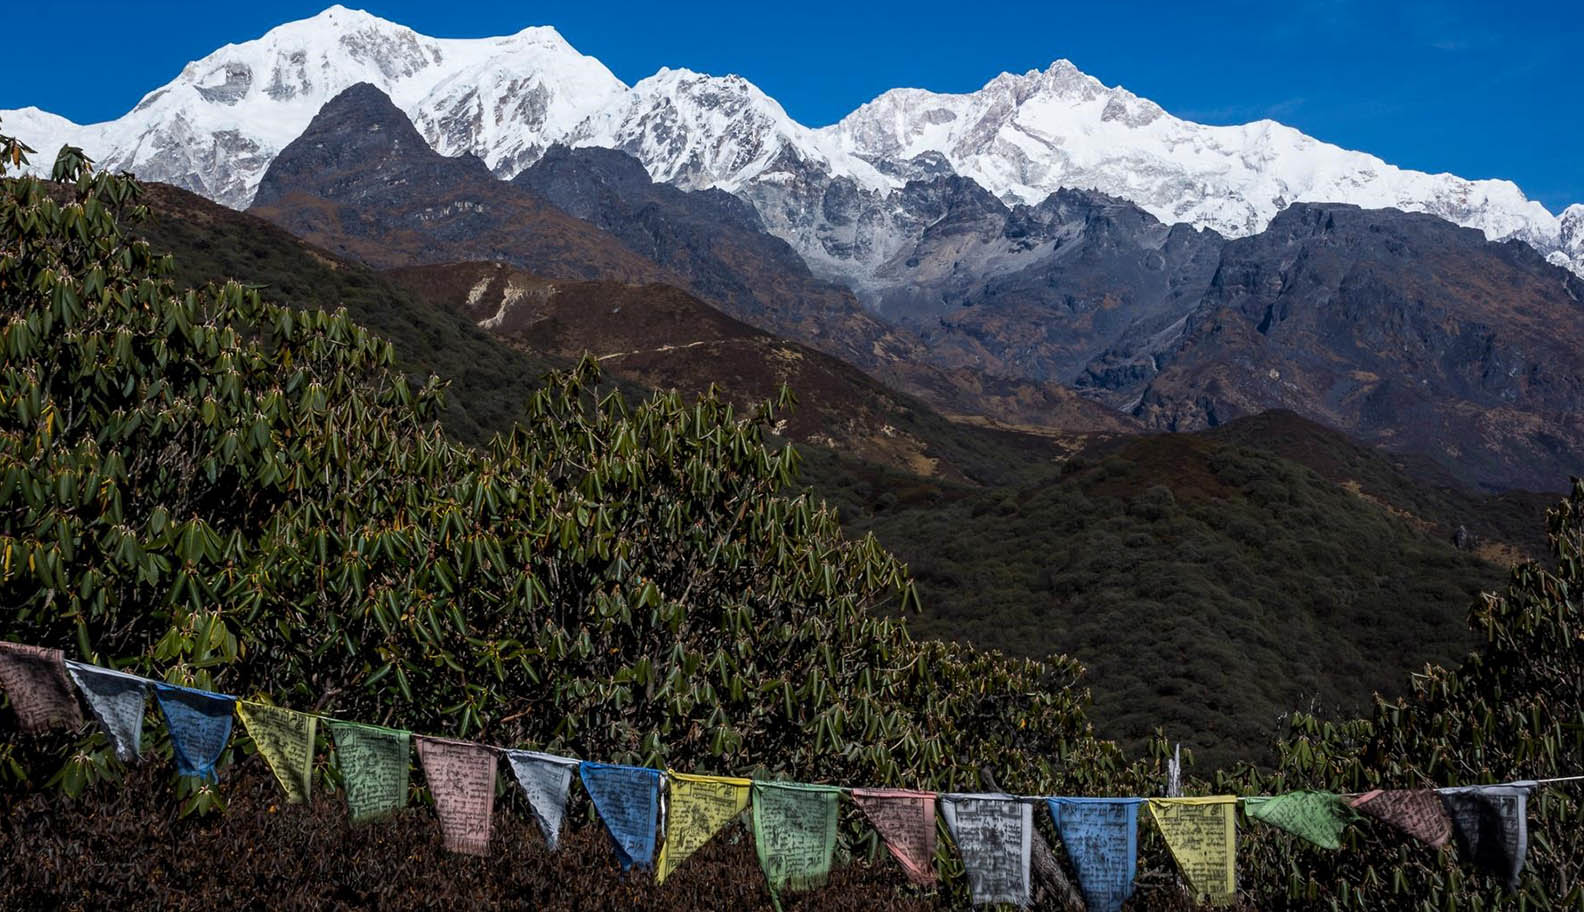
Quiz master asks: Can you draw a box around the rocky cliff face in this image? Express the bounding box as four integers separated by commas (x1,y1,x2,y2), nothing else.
1121,204,1584,490
804,177,1584,490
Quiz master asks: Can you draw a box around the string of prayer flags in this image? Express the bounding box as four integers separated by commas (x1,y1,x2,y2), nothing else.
329,721,410,823
415,736,499,856
1349,789,1452,848
751,781,841,911
152,682,235,782
1241,791,1353,850
1047,798,1144,912
505,750,580,850
580,761,662,870
236,701,317,804
65,661,148,762
940,794,1033,908
0,641,84,733
8,643,1580,904
1438,783,1536,889
657,772,752,883
851,788,939,886
1148,797,1238,907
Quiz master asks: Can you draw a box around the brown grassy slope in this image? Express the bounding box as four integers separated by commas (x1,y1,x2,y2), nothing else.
386,261,1091,482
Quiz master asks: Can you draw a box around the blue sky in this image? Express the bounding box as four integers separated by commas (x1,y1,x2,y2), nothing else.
3,0,1578,210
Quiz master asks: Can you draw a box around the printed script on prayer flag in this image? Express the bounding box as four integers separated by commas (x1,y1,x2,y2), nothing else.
415,736,499,856
752,782,840,910
1349,789,1452,848
1148,797,1237,906
579,762,661,870
153,682,235,782
940,794,1032,907
0,641,83,733
1048,798,1143,912
329,721,410,823
851,789,938,885
237,702,317,804
65,661,148,762
1439,783,1536,889
505,750,580,850
657,772,751,883
1241,791,1351,850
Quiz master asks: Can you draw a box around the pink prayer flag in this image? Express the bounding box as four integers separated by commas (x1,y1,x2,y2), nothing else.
415,736,498,856
852,788,938,885
1350,789,1452,848
0,641,83,734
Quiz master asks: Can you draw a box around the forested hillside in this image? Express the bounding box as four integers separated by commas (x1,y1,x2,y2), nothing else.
122,178,1544,768
1,133,1579,912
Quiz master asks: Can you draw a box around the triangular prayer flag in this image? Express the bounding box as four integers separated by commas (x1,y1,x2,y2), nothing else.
236,701,317,804
505,749,580,850
0,641,83,733
751,781,841,910
1242,791,1353,850
579,761,662,870
329,720,410,823
851,788,938,886
415,736,499,856
940,794,1033,907
657,771,751,883
1438,783,1536,890
1147,797,1237,906
1047,797,1144,912
65,661,148,762
1349,789,1452,848
152,682,235,782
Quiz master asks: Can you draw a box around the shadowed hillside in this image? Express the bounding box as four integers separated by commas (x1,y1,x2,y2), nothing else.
834,418,1532,767
129,180,1541,767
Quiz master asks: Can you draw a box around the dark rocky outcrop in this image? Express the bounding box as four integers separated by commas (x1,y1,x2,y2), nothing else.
861,180,1584,491
1125,204,1584,490
249,83,674,284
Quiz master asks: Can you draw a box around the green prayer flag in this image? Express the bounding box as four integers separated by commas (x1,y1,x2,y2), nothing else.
329,720,410,823
1243,791,1353,850
237,701,317,804
752,781,841,911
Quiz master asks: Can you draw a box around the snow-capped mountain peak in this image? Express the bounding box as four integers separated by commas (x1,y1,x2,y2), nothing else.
823,61,1560,249
2,5,623,206
1,8,1575,277
566,66,887,194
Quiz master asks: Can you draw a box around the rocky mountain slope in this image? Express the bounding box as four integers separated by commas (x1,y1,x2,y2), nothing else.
252,84,1138,440
6,5,1578,277
1118,203,1584,491
766,170,1584,491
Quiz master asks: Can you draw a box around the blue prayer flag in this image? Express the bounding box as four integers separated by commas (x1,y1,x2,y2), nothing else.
153,682,235,782
579,761,661,870
1048,797,1144,912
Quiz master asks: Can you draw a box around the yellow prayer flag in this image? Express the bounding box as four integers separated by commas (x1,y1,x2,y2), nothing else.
1147,796,1237,906
237,701,317,804
657,771,752,883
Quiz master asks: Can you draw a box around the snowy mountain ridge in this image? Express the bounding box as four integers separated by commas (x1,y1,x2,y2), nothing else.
2,6,624,207
3,5,1578,276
